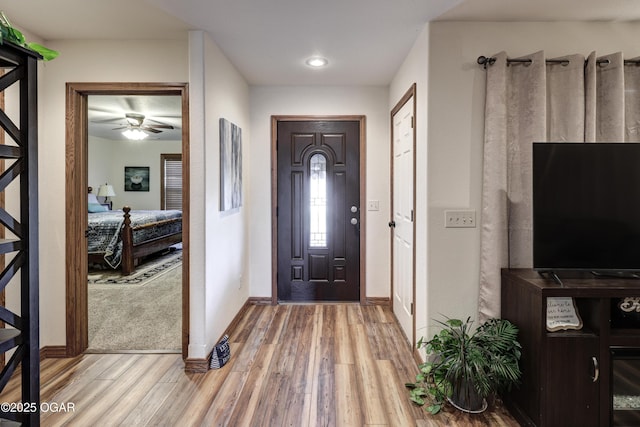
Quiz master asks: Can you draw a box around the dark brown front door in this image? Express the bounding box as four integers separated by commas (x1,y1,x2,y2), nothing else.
277,120,360,301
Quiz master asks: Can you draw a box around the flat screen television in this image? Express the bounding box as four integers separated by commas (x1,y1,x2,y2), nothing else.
533,142,640,274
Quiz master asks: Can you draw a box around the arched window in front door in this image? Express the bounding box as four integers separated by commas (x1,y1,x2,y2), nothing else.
309,153,327,247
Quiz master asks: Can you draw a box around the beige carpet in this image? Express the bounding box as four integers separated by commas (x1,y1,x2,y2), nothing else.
87,252,182,352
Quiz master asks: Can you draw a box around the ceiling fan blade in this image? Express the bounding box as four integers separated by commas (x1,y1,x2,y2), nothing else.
144,128,163,134
111,126,128,130
147,116,182,125
143,124,174,130
145,118,176,127
151,114,182,119
124,97,139,112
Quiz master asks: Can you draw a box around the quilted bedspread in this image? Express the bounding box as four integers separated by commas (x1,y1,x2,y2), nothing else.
87,209,182,269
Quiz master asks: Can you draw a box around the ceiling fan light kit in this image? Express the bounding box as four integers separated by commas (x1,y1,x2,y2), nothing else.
122,128,149,140
114,112,176,140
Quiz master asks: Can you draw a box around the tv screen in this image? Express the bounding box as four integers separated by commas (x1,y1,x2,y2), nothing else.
533,142,640,273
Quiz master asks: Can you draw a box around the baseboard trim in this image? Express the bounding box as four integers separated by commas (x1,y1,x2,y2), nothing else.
40,346,68,360
184,357,209,373
247,297,273,305
366,297,390,306
224,299,254,336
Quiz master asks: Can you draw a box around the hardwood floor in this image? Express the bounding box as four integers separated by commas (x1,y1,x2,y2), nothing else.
1,304,519,426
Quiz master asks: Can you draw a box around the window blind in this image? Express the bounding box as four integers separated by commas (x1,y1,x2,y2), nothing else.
162,154,182,210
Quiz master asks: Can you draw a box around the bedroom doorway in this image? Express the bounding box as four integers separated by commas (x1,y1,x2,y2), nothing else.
86,94,183,353
65,83,190,358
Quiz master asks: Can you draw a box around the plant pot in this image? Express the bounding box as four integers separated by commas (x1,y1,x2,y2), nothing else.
447,379,488,414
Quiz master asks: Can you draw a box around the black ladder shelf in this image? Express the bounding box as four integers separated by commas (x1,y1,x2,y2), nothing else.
0,42,41,426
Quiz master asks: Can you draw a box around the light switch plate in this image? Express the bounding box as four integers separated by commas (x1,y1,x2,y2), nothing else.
444,210,476,228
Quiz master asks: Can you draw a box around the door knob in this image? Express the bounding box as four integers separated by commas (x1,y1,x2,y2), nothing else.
351,205,358,213
388,220,396,228
350,218,358,225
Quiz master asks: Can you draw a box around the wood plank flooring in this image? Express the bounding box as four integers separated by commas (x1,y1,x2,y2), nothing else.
0,304,520,426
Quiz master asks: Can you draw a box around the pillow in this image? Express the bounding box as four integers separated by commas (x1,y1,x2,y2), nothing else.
88,193,99,204
88,203,108,213
209,334,231,369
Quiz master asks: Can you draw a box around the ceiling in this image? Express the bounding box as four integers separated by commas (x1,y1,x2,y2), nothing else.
4,0,640,140
5,0,639,89
88,95,182,142
436,0,640,22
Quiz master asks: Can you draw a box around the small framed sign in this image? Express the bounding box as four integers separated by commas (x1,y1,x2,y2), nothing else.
546,297,583,332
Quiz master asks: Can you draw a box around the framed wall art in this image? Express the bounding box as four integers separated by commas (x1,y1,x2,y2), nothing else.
219,118,242,211
124,166,150,192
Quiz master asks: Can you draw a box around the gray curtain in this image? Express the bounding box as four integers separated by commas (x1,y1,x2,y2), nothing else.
478,50,638,321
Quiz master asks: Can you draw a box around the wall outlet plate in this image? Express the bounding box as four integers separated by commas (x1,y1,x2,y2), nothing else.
444,210,476,228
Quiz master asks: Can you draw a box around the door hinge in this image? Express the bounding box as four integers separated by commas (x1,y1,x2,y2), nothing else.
411,302,414,315
411,209,414,222
411,116,414,129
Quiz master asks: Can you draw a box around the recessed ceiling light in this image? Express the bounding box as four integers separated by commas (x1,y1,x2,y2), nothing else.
305,57,328,68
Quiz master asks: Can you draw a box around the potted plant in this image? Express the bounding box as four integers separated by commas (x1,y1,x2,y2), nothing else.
0,11,59,60
406,316,522,415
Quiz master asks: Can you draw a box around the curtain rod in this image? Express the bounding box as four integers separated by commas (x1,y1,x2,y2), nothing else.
477,55,640,69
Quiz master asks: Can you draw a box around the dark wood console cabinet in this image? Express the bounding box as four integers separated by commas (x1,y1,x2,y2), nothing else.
502,269,640,427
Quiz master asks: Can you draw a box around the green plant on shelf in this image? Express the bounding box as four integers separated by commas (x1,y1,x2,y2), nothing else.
0,11,58,60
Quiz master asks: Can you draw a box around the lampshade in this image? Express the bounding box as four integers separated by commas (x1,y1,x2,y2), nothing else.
97,184,116,198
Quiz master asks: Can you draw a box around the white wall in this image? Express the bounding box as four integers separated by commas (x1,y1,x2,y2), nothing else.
38,39,188,348
389,24,430,344
88,138,112,197
188,31,251,359
34,19,640,360
88,136,182,210
427,21,640,330
248,86,390,299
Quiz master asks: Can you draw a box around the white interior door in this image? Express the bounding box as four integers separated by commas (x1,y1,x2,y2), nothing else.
392,96,415,344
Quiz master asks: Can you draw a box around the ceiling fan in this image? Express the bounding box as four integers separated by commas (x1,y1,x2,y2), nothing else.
111,113,175,134
88,95,181,141
91,112,175,140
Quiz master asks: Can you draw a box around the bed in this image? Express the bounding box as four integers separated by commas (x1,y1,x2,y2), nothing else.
87,189,182,275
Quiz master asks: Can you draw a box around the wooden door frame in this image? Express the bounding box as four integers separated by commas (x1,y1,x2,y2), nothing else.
390,84,417,348
65,82,190,358
271,115,366,304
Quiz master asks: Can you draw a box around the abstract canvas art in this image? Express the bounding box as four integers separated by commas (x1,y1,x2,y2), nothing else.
219,118,242,211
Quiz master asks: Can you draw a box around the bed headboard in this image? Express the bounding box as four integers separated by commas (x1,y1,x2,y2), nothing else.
88,187,102,210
